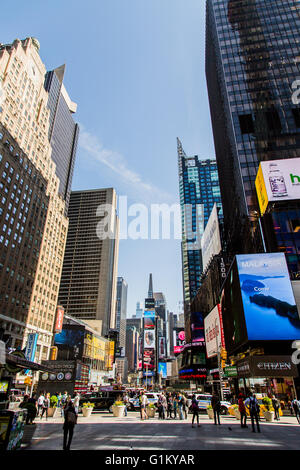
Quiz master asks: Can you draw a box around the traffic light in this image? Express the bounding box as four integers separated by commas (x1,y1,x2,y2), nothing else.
220,348,227,369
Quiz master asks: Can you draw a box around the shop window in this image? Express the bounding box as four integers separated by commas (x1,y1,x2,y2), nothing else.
265,110,281,131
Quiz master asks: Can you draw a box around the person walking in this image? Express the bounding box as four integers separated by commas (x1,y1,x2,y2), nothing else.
167,394,173,419
245,393,261,433
37,392,45,417
61,391,68,417
178,394,184,420
238,393,248,428
140,392,148,420
191,395,200,428
73,393,80,415
157,394,164,419
272,395,280,421
173,395,178,420
123,393,129,417
40,393,50,420
211,392,221,426
63,399,77,451
292,398,300,424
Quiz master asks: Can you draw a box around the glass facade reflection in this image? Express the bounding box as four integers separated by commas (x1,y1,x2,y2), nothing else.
206,0,300,273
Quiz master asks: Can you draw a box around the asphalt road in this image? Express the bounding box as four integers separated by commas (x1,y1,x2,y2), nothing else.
23,412,300,451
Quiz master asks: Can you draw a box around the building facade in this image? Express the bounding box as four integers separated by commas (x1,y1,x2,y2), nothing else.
44,65,79,212
0,37,70,362
177,138,223,305
115,276,128,354
0,124,49,348
58,188,119,337
206,0,300,274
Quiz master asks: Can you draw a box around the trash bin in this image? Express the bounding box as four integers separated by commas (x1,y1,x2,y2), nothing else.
0,409,27,450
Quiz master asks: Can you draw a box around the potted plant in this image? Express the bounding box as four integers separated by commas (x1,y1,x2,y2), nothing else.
112,401,126,417
147,403,157,418
206,405,214,420
82,402,95,417
47,395,58,418
262,397,274,422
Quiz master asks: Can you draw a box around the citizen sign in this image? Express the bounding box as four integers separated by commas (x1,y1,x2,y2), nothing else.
257,362,292,371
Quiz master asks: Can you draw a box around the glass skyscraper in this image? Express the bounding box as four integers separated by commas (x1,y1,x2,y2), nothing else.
44,65,79,212
177,138,223,304
206,0,300,274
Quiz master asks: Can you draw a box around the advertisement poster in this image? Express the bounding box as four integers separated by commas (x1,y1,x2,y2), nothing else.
144,316,155,330
54,305,64,333
144,330,155,349
201,203,222,272
143,349,155,369
173,329,186,355
204,305,225,359
158,337,166,358
158,362,167,379
255,157,300,215
25,333,38,362
236,253,300,341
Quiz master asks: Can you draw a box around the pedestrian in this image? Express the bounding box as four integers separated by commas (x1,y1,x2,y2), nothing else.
63,399,77,451
272,395,280,421
167,394,173,419
61,391,68,417
245,393,260,433
178,394,184,420
140,392,148,420
40,393,50,420
37,392,45,417
161,393,167,420
238,393,248,428
291,398,300,424
73,393,80,415
211,392,221,426
191,395,200,428
173,395,178,419
157,394,164,419
123,393,129,417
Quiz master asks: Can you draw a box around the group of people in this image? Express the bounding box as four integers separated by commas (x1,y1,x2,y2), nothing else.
17,391,80,450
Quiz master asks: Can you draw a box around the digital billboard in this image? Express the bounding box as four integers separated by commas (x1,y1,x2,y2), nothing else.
236,253,300,341
158,362,167,379
191,312,205,344
144,330,155,349
173,329,186,355
54,325,85,360
255,158,300,215
143,349,155,370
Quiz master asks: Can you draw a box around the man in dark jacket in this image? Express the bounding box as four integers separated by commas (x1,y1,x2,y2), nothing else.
63,399,77,450
211,392,221,425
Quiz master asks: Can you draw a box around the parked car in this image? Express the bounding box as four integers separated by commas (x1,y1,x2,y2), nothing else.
188,394,231,415
79,389,126,413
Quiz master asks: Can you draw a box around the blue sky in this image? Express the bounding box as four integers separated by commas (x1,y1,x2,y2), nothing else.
1,0,215,317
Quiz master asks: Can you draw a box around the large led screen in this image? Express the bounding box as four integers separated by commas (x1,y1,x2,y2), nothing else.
236,253,300,341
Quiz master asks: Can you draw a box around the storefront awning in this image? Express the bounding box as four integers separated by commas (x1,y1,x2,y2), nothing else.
236,355,299,378
5,350,55,373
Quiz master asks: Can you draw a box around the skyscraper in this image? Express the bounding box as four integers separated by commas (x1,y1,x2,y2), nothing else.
116,277,128,354
177,138,223,304
44,65,79,212
206,0,300,274
58,188,119,337
0,38,70,361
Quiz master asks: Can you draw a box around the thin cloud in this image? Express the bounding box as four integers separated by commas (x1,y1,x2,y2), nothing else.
78,126,172,202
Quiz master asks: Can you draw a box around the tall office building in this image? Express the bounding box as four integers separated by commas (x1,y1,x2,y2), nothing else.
135,301,143,318
58,188,119,337
116,277,128,354
206,0,300,274
44,65,79,212
177,138,223,304
0,38,70,361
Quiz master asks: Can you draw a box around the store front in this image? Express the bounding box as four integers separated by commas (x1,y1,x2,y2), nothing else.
236,355,298,404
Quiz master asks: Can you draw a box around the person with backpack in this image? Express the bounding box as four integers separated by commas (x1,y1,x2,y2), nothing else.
40,393,50,420
238,393,248,428
211,392,221,425
245,392,261,433
191,395,200,428
291,398,300,423
272,395,280,421
63,399,77,450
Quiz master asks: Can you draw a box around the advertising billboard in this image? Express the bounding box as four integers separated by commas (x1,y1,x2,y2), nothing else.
54,325,85,360
158,337,166,359
204,305,225,359
236,253,300,341
158,362,167,379
54,305,64,333
173,329,186,355
143,349,155,370
255,158,300,215
144,330,155,349
24,333,38,362
221,253,300,353
201,203,222,272
191,312,205,344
